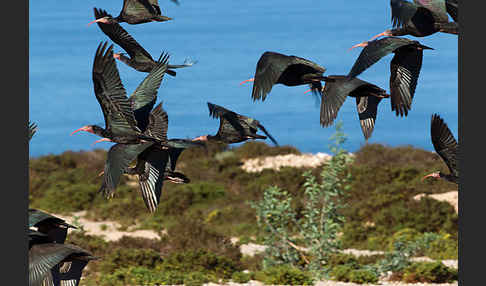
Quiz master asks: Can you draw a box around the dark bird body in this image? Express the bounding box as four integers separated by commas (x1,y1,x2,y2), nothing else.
369,0,458,39
319,76,389,140
123,103,202,212
194,102,279,146
89,0,172,26
242,51,327,102
93,8,195,76
71,42,169,145
29,209,77,244
423,114,458,184
96,51,171,199
29,242,95,286
349,37,433,117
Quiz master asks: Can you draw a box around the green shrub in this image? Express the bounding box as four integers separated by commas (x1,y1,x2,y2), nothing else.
232,271,251,283
98,248,163,273
330,265,378,284
183,271,211,286
348,269,379,284
158,249,242,279
99,267,184,286
254,265,314,285
424,233,458,260
399,262,458,283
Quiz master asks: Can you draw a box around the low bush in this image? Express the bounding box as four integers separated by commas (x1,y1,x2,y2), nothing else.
393,261,458,283
254,265,314,285
232,271,252,283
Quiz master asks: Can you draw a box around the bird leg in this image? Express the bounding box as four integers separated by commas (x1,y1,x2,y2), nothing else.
92,138,112,146
239,78,255,85
421,172,440,182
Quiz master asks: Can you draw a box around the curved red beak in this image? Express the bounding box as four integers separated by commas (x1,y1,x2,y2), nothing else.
71,126,93,136
239,78,255,85
349,42,369,51
421,172,440,182
193,135,208,142
92,138,112,146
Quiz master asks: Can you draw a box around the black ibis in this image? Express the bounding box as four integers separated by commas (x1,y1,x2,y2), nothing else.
29,121,37,141
29,209,77,244
349,37,433,117
422,114,458,184
88,0,172,26
240,51,327,102
95,51,173,199
93,8,196,75
98,102,170,199
98,103,202,211
126,103,202,212
368,0,458,40
70,42,169,145
319,76,390,140
29,242,96,286
193,102,279,146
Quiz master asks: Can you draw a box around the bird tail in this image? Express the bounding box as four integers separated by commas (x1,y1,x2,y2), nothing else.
257,123,279,146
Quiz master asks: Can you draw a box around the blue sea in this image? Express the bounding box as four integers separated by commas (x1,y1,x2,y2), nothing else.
29,0,458,158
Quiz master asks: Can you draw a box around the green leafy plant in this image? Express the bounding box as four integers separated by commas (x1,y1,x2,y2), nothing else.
251,122,353,279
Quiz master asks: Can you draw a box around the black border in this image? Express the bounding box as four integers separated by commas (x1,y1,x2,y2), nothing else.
3,0,28,284
460,0,482,285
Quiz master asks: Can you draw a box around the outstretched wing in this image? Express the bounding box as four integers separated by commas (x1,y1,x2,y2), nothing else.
92,42,139,135
29,244,91,286
94,8,154,63
144,102,169,141
356,96,383,140
320,77,350,127
207,102,247,137
137,147,170,213
121,0,158,19
431,114,458,177
28,209,76,229
389,45,423,117
99,142,153,198
256,123,279,146
348,37,414,78
130,53,170,131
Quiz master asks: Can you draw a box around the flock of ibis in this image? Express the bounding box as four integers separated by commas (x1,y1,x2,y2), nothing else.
28,0,459,285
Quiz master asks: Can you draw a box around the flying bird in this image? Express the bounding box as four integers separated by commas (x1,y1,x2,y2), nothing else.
368,0,458,40
95,58,172,199
29,209,77,244
29,121,37,141
422,114,458,184
349,37,433,117
193,102,279,146
70,42,169,145
99,103,202,211
29,241,96,286
93,8,196,75
240,51,327,102
88,0,172,26
319,76,390,140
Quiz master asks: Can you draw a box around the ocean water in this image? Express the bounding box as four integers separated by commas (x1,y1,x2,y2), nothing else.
29,0,458,157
